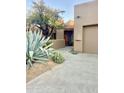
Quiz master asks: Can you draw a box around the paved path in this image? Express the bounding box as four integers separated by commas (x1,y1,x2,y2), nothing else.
27,47,98,93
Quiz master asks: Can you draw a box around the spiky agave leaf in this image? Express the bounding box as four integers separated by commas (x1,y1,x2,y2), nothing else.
33,31,42,51
44,42,53,49
27,59,33,67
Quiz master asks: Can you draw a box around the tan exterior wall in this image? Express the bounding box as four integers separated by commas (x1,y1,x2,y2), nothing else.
74,0,98,53
56,29,64,39
51,39,65,49
50,29,65,49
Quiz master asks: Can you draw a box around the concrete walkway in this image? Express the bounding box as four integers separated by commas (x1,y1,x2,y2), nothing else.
27,47,98,93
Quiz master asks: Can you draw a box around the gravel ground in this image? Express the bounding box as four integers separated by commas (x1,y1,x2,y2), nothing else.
27,47,98,93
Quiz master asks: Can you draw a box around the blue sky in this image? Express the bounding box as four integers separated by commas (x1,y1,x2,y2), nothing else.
26,0,94,22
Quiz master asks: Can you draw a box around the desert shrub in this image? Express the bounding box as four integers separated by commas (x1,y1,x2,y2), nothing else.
69,48,78,55
50,51,64,64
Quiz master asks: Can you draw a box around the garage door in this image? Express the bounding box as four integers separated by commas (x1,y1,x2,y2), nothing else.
83,25,98,53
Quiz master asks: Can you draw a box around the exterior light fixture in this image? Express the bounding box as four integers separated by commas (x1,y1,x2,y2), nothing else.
76,16,80,19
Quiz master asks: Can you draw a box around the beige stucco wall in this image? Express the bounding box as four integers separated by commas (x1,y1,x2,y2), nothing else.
51,29,65,49
56,29,64,39
74,0,98,52
51,39,65,49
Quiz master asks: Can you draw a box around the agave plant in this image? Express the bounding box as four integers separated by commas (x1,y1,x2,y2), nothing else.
26,30,54,67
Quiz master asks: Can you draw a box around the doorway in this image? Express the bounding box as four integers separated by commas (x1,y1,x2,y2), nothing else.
64,30,73,46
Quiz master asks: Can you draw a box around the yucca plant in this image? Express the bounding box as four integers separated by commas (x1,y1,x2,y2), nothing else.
26,30,54,67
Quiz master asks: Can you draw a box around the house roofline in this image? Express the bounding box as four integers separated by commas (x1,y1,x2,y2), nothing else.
74,0,97,7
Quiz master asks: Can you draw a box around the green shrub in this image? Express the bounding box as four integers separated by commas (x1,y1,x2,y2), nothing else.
69,48,78,55
50,51,64,64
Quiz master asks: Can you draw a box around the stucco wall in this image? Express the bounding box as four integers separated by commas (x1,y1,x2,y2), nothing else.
51,39,65,49
56,29,64,39
74,0,98,52
51,29,65,49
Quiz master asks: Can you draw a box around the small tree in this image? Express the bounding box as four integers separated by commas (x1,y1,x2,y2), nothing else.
26,0,65,38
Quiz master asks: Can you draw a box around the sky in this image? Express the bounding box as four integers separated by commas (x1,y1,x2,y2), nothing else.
26,0,94,22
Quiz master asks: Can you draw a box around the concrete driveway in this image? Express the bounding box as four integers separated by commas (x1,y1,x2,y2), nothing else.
27,47,98,93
